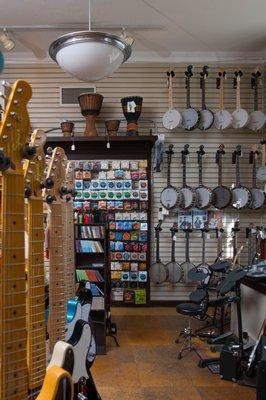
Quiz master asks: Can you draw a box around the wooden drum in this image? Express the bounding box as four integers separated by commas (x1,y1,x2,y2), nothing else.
60,121,74,137
105,120,120,136
78,93,103,136
121,96,143,136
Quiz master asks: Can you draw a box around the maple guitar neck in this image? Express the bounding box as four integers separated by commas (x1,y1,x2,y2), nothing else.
63,201,75,300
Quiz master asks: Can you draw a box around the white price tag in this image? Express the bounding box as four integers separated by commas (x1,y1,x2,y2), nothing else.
173,235,177,241
206,233,210,240
158,134,165,141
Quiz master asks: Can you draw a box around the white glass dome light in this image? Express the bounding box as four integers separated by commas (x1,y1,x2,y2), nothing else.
49,31,132,82
49,0,133,82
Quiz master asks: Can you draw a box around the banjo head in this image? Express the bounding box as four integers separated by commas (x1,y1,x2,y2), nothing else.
181,108,199,131
257,166,266,182
249,188,265,209
166,261,183,284
180,261,195,283
214,110,232,130
232,108,250,129
231,186,251,209
150,262,168,284
195,186,213,209
198,109,214,131
162,109,182,130
212,185,232,209
248,110,266,131
160,186,179,210
179,187,196,210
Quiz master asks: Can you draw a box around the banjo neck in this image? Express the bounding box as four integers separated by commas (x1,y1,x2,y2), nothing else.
197,145,205,186
250,149,259,188
182,144,189,187
201,229,207,265
200,66,208,110
170,227,176,262
232,221,240,260
185,65,193,108
155,223,162,263
166,144,174,186
167,70,174,110
185,230,191,263
218,71,226,110
216,144,225,186
234,70,243,109
233,145,242,188
261,140,266,167
251,70,261,112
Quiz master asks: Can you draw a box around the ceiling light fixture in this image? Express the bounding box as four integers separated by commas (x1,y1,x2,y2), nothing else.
49,0,133,82
0,29,15,51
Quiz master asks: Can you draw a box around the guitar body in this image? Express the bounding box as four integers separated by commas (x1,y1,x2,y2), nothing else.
248,110,266,131
231,186,252,209
182,107,200,131
249,188,265,209
179,186,197,210
195,185,213,209
212,185,232,209
36,366,74,400
214,110,232,130
66,288,92,341
150,261,168,284
166,261,183,284
198,109,214,131
180,261,195,283
231,108,250,129
162,108,182,130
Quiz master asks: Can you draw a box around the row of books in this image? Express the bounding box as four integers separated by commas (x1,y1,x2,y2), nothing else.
76,269,104,282
75,240,104,253
76,225,105,239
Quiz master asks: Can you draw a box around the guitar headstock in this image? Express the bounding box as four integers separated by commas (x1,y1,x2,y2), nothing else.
24,129,47,198
181,144,189,164
0,80,32,172
65,161,75,201
43,147,68,204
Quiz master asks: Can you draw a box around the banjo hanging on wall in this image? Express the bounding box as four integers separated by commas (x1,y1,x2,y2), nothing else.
198,65,214,131
257,139,266,182
179,144,197,210
248,69,266,131
212,144,232,210
231,145,252,209
160,144,181,210
166,223,183,284
150,222,168,285
182,65,200,131
214,71,232,130
195,145,213,209
162,70,182,130
249,145,265,209
231,70,250,129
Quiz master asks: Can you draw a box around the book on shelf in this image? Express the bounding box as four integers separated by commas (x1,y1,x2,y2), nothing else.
76,240,104,253
76,269,104,282
77,225,105,239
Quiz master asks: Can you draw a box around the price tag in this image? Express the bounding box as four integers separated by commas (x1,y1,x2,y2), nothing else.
173,235,177,241
206,233,211,240
158,134,165,141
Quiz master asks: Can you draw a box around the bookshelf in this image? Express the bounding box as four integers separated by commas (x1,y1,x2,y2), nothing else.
75,222,108,354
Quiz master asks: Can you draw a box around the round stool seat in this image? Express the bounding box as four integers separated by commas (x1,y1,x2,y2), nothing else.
210,260,231,272
176,303,202,316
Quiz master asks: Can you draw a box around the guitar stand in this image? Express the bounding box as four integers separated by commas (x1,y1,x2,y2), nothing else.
106,319,120,347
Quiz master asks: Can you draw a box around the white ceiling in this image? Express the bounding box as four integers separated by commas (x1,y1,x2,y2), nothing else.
1,0,266,63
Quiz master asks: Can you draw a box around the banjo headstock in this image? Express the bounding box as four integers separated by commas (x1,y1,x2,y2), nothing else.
251,68,261,89
166,144,174,161
232,145,242,163
250,144,260,164
170,222,178,235
200,65,209,78
215,144,225,163
197,145,205,163
217,70,226,89
181,144,189,164
185,65,193,78
234,70,243,87
166,70,175,88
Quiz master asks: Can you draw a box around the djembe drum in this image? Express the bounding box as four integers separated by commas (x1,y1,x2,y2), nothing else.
60,120,74,137
121,96,143,136
78,93,103,136
105,119,120,136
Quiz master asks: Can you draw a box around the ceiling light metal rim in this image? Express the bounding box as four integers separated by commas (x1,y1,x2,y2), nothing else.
49,31,132,63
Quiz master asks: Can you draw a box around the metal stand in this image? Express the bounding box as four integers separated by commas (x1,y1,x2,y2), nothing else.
176,317,197,359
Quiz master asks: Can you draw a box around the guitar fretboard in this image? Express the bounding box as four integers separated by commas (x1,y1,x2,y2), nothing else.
63,202,75,300
0,172,28,399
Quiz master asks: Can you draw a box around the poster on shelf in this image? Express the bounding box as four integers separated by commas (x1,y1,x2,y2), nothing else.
208,211,224,229
178,211,193,230
192,210,208,229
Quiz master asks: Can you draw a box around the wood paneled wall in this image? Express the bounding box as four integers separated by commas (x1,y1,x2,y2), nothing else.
3,62,265,301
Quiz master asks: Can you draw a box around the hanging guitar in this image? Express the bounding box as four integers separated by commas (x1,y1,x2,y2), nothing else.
160,144,181,210
248,69,266,131
180,229,195,283
149,222,168,284
214,70,232,130
182,65,200,130
24,129,48,399
231,145,252,209
249,145,265,209
195,145,213,209
198,65,214,130
232,70,250,129
212,144,232,209
166,223,183,284
187,222,210,283
179,144,197,210
0,79,33,400
257,139,266,182
162,70,182,129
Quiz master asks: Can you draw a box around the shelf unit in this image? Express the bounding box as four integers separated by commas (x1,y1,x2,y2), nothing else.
75,222,108,354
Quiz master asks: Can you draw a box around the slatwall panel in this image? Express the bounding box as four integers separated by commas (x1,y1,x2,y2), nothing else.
2,62,265,302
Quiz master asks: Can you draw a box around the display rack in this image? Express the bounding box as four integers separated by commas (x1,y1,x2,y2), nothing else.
75,222,107,354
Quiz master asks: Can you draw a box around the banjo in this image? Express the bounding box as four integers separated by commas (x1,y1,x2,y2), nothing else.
150,222,168,284
248,70,266,131
214,70,232,130
166,223,183,284
195,145,213,209
187,222,210,283
249,145,265,209
212,144,232,209
231,145,252,209
232,70,250,129
180,229,195,283
198,65,214,131
162,70,182,129
160,144,181,210
257,139,266,182
182,65,200,131
179,144,197,210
